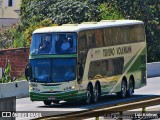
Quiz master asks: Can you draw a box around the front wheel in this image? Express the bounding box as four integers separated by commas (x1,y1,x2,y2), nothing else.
43,100,52,106
52,100,60,104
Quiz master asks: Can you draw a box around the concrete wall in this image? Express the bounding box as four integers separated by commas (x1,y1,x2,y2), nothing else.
0,0,21,19
147,62,160,78
0,80,29,98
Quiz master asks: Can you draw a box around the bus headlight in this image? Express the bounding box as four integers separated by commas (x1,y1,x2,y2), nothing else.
71,86,75,89
64,86,75,91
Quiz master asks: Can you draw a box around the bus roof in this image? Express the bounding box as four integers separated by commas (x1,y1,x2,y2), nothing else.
33,20,143,34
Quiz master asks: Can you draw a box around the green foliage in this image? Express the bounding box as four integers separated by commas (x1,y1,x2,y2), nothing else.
20,0,100,46
0,61,12,83
99,2,124,20
18,0,160,62
0,29,13,49
25,19,56,46
12,28,26,48
0,25,26,49
20,0,100,25
48,0,100,24
113,0,160,62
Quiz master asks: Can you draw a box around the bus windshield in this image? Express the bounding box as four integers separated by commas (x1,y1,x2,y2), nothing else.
30,58,76,83
30,33,77,54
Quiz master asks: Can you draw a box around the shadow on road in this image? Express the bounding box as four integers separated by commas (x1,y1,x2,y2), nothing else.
37,94,160,109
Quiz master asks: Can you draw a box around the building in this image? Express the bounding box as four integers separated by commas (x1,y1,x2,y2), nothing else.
0,0,21,32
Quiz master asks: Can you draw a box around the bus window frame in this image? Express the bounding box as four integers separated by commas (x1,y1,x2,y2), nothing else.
30,32,78,55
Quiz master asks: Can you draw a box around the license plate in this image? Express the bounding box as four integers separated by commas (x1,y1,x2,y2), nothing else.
48,97,55,100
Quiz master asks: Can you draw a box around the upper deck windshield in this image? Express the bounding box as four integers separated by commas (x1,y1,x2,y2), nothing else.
30,33,77,54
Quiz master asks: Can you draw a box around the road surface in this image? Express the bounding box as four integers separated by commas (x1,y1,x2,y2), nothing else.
16,77,160,119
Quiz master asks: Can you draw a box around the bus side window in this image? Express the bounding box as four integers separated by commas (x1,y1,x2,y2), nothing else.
86,30,96,49
55,39,62,53
95,29,104,47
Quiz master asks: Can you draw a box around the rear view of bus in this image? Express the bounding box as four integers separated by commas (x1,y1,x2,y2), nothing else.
25,20,147,105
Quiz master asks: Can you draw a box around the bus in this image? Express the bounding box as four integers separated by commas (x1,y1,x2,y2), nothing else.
25,20,147,105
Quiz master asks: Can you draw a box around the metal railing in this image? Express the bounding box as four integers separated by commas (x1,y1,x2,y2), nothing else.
35,95,160,120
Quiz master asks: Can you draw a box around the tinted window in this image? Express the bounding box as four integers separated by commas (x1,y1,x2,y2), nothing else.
88,57,124,79
30,58,76,83
52,59,76,82
86,30,96,48
103,24,145,46
30,59,51,83
95,29,104,47
30,33,77,55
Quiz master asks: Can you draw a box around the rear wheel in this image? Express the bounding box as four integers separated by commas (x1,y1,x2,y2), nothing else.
43,100,52,105
85,86,93,104
93,84,101,103
127,79,134,97
117,80,127,98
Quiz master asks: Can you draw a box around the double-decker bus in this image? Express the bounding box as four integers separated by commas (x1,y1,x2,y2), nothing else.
25,20,147,105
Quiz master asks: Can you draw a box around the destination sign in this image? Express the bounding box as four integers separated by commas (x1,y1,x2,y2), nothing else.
103,46,132,57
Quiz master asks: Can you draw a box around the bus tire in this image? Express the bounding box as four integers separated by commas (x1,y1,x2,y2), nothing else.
85,85,93,104
93,83,101,103
117,80,127,98
43,100,52,105
52,100,60,104
127,79,134,97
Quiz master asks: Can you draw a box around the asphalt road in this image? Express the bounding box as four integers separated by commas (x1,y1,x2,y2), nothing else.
16,77,160,119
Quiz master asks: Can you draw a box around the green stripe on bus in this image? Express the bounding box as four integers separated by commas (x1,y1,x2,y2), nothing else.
128,48,146,73
29,54,77,59
30,92,85,101
123,48,141,73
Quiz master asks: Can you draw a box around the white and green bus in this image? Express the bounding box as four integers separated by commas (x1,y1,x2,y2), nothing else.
25,20,147,105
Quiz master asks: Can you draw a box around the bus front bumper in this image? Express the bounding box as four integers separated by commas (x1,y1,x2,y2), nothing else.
29,90,85,101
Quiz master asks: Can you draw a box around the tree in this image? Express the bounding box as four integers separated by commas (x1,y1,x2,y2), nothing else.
98,0,160,62
99,2,124,20
19,0,100,46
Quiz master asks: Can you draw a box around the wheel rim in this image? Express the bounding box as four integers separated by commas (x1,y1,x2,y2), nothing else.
86,90,91,104
94,84,99,102
122,81,126,97
44,101,51,105
94,89,98,102
129,81,133,96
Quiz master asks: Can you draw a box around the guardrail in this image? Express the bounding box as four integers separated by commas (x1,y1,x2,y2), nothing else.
147,62,160,78
35,96,160,120
0,80,29,98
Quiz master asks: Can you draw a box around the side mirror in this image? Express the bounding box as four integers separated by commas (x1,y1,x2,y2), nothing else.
25,63,32,81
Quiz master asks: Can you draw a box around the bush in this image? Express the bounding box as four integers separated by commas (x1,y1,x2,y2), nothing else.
99,2,124,20
0,61,12,83
24,19,56,46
